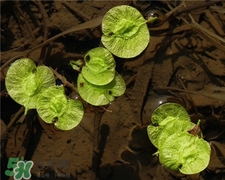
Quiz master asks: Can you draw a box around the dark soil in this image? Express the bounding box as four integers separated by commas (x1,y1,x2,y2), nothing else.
1,1,225,180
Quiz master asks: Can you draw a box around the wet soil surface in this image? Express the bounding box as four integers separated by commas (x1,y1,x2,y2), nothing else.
1,1,225,180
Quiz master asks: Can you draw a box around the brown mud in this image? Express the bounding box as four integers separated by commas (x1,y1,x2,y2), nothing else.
1,1,225,180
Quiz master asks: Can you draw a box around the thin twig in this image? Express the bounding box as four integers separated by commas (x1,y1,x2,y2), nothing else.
49,67,78,93
171,1,221,18
25,16,103,57
62,1,101,38
62,1,91,21
204,10,225,37
17,115,33,158
14,1,36,44
35,1,50,41
177,77,199,114
91,106,105,179
189,14,225,44
6,107,25,130
181,15,225,52
155,86,225,101
35,0,51,63
0,16,103,77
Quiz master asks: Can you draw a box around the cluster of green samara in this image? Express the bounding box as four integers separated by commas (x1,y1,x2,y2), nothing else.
147,103,211,174
5,5,151,130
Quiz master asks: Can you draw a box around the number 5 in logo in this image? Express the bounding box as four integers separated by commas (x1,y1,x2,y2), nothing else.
4,157,34,180
5,158,19,177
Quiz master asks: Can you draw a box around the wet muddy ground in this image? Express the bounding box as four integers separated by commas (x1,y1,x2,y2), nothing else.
1,1,225,180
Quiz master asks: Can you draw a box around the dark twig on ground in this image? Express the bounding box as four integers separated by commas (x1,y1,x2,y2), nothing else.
0,16,103,76
25,16,103,57
6,107,25,130
172,1,221,18
62,1,91,21
49,67,78,93
13,1,36,45
62,1,101,38
35,0,51,63
91,106,106,179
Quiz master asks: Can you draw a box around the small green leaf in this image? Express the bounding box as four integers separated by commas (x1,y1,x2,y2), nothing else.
54,99,84,130
5,58,55,113
70,60,83,71
147,102,210,174
159,132,211,174
81,47,116,85
147,124,165,148
101,5,150,58
37,86,84,130
77,72,126,106
151,103,191,125
147,103,193,147
148,120,195,148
